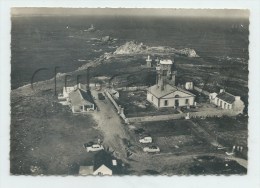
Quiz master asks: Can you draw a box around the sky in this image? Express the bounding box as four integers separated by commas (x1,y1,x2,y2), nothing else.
11,8,249,19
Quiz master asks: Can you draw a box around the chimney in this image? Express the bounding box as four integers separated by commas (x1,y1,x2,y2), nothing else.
171,74,176,86
220,89,225,93
76,75,81,90
235,96,241,101
157,73,160,88
161,77,165,91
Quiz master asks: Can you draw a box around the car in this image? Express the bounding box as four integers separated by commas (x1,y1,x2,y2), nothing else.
98,93,105,100
84,143,104,152
139,136,152,143
143,146,160,153
83,142,94,149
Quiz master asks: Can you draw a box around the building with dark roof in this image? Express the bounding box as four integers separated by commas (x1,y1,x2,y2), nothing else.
78,151,124,176
68,88,95,113
209,89,245,114
147,59,195,108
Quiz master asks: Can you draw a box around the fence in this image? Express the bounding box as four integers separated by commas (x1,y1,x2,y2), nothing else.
105,90,128,123
127,109,238,123
116,86,148,91
105,90,120,112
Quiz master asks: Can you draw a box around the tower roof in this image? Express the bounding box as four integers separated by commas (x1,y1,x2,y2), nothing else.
160,59,173,65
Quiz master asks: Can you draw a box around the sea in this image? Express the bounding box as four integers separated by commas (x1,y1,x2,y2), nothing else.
11,15,249,90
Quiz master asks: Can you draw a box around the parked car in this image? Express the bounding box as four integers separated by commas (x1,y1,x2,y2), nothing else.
139,136,152,143
143,146,160,153
98,93,105,100
83,142,94,149
84,143,104,152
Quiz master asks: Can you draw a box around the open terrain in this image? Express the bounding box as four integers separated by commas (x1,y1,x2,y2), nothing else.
10,39,248,174
10,15,249,175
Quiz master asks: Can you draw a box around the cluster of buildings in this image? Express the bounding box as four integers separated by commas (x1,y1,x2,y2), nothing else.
145,55,245,113
57,55,245,115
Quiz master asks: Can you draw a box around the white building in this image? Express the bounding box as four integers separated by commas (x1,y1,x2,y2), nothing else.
147,84,195,108
93,164,113,176
78,151,122,176
68,89,95,113
209,89,245,114
58,83,87,100
147,59,195,108
78,164,112,176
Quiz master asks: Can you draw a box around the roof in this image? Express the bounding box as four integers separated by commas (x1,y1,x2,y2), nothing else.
93,164,112,175
160,59,173,65
216,92,236,104
77,83,87,91
94,150,114,171
63,84,87,96
69,89,94,106
93,150,122,174
147,84,195,98
79,166,93,175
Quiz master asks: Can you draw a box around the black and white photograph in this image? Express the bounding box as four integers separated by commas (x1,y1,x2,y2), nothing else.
1,2,260,188
9,8,250,176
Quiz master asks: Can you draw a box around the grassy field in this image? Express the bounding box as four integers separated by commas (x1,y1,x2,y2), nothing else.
10,89,102,175
129,120,212,154
193,115,248,159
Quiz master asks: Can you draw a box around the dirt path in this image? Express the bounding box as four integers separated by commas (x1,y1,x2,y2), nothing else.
91,90,130,159
189,120,222,147
89,90,247,174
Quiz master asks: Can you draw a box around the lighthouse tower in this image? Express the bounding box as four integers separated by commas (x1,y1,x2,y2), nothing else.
156,59,177,89
146,55,152,67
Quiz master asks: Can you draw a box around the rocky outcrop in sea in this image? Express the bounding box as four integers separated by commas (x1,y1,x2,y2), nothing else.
113,41,199,57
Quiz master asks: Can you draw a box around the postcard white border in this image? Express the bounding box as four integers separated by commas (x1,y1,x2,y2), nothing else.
1,1,260,188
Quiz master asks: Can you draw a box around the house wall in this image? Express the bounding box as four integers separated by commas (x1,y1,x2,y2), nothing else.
214,97,232,110
159,96,194,108
147,92,159,107
93,165,112,176
72,104,94,113
147,90,195,108
233,99,245,114
72,105,81,113
63,87,75,98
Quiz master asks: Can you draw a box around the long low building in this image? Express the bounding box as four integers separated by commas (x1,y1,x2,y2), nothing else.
209,89,245,114
147,84,195,108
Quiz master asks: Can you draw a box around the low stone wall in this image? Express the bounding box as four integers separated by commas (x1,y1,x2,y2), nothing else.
105,90,120,112
105,90,128,123
127,109,238,123
127,113,185,123
117,86,148,91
